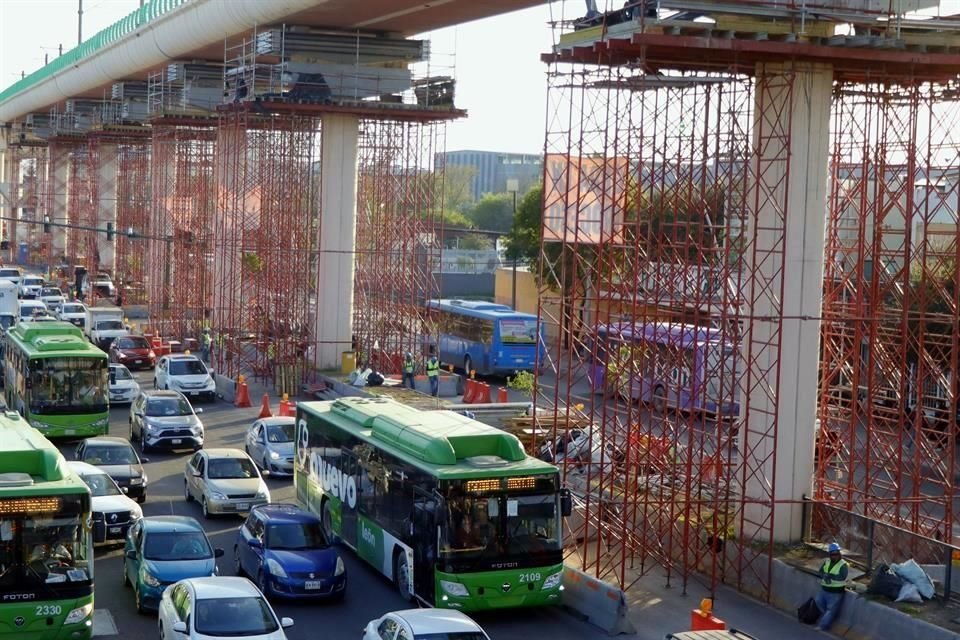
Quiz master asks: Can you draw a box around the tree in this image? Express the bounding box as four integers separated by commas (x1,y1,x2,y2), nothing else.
466,193,514,233
441,166,477,216
504,185,543,262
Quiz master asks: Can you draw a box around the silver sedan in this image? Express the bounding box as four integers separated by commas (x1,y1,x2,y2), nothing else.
244,417,296,477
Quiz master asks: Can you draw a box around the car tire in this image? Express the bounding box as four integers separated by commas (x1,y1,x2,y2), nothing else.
140,433,150,455
257,569,269,598
184,481,193,503
394,552,412,602
137,493,146,505
234,546,243,576
152,378,158,390
121,564,129,588
202,497,210,519
262,455,270,475
135,586,147,615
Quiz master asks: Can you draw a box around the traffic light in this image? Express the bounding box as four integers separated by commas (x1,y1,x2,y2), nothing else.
106,222,114,241
43,216,51,234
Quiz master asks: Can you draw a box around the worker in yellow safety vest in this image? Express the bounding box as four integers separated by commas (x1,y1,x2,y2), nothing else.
403,353,416,389
813,542,848,631
426,350,440,397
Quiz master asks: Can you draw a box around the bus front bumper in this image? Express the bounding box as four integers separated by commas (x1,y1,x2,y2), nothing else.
435,566,564,611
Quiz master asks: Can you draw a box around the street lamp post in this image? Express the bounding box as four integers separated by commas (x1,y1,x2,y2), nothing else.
507,179,519,311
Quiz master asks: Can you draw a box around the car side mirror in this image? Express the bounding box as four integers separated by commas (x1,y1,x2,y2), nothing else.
134,411,144,419
192,470,202,478
194,408,204,414
140,457,150,463
125,549,137,560
560,488,573,517
214,548,224,558
247,538,262,549
281,617,294,629
121,486,128,494
172,621,187,633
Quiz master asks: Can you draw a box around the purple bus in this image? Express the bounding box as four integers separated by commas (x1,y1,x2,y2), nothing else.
586,321,740,418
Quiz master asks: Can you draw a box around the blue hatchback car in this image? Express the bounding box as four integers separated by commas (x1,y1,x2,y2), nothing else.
234,504,346,600
123,515,224,613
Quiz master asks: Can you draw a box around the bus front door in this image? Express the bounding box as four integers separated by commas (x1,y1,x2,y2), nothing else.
412,488,439,604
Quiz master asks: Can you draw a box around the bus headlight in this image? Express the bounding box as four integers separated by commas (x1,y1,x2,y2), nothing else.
266,559,287,578
64,603,93,625
30,420,52,431
541,571,563,590
92,417,109,428
440,580,469,597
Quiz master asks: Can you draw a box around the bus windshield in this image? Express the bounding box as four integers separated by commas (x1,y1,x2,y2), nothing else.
441,487,561,569
0,511,93,590
29,358,108,415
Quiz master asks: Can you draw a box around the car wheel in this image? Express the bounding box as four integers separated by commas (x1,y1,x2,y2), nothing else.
202,497,210,518
137,493,146,505
234,546,243,576
184,481,193,503
152,378,157,390
121,564,129,588
394,552,412,601
135,585,146,615
262,455,270,474
140,432,150,455
257,569,269,597
464,355,473,376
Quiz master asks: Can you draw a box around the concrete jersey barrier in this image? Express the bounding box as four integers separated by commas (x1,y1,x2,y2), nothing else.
562,565,637,636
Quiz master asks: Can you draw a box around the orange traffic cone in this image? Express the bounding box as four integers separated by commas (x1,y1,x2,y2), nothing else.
258,393,273,418
235,376,252,408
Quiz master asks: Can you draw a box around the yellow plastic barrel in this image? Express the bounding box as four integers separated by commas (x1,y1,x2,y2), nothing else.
341,351,357,373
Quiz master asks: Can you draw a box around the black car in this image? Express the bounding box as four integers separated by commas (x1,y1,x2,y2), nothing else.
75,436,149,503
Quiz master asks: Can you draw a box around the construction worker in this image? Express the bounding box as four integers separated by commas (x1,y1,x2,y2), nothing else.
426,349,440,397
403,352,416,389
200,328,212,363
813,542,848,631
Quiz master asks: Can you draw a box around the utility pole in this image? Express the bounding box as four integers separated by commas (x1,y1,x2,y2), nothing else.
78,0,83,46
507,179,519,311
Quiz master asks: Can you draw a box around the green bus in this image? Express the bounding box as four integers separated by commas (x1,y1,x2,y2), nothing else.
4,322,109,438
0,410,95,638
295,397,570,611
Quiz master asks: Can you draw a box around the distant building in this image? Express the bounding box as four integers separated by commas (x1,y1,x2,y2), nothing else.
435,150,542,200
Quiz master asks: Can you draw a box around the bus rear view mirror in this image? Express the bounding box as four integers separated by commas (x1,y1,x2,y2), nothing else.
560,488,572,517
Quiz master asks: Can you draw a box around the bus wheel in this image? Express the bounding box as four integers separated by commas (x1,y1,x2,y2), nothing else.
463,355,472,377
394,552,412,601
652,385,668,414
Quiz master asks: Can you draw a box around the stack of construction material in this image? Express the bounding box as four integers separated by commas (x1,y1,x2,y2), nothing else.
112,82,149,122
167,63,224,113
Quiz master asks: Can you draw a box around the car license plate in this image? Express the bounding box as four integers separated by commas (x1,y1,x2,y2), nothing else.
171,439,182,445
305,580,323,590
109,526,121,535
190,391,199,396
237,503,249,511
134,359,142,364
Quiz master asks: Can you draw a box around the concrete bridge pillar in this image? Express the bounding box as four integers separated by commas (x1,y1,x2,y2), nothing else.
744,62,833,542
49,147,68,261
96,143,118,275
314,114,360,369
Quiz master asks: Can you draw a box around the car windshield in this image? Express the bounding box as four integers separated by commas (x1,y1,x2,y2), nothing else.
267,423,294,443
193,597,278,636
97,320,123,330
41,289,60,297
207,458,258,480
0,270,18,278
61,304,82,314
145,397,193,416
79,472,122,497
416,634,487,640
266,523,327,550
116,337,149,349
83,445,137,465
169,359,207,376
111,367,133,381
143,531,211,561
23,278,42,286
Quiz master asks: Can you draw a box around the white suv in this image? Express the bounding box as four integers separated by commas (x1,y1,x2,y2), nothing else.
19,276,44,299
155,354,216,402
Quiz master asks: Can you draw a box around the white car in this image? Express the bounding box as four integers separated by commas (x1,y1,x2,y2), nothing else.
363,610,490,640
244,417,295,476
68,461,143,545
109,363,141,404
184,449,270,518
18,299,47,320
56,301,87,328
0,267,22,286
155,354,216,401
19,275,44,299
158,577,293,640
40,287,66,311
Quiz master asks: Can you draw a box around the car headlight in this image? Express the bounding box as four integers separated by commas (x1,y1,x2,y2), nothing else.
141,570,161,587
256,487,270,500
269,451,280,460
64,603,93,625
191,425,204,436
129,477,144,485
265,558,287,578
542,570,563,590
334,556,345,576
130,507,143,521
440,580,469,597
144,423,157,434
148,350,156,358
209,491,226,500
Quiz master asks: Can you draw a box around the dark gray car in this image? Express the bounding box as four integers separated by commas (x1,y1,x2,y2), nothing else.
130,390,205,454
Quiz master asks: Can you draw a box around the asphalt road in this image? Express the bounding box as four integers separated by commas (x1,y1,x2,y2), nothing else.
58,368,610,640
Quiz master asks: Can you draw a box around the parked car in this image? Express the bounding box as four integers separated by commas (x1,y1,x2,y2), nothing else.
362,610,490,640
184,449,270,519
244,417,296,476
19,275,44,299
39,286,65,310
56,301,87,327
129,390,205,454
109,335,157,370
234,504,346,600
68,461,143,545
155,353,216,402
122,516,224,614
158,577,293,640
109,363,141,405
75,435,149,503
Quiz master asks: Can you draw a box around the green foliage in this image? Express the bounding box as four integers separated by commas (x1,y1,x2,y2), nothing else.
241,252,263,273
504,185,543,262
506,370,535,394
457,234,492,250
466,193,514,233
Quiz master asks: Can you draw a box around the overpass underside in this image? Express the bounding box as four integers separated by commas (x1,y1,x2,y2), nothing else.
536,0,960,601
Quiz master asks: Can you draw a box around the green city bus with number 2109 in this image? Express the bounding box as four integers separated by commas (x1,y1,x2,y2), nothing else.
294,397,571,611
0,410,95,639
4,322,109,438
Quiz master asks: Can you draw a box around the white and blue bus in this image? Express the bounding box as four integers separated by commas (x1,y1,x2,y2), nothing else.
427,299,544,376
